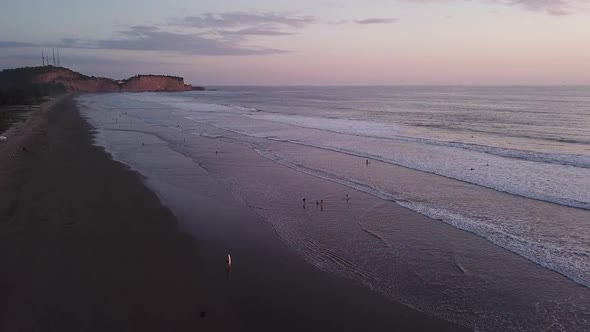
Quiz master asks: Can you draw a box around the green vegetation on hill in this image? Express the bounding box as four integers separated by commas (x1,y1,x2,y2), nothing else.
0,66,69,105
124,74,184,82
0,107,28,133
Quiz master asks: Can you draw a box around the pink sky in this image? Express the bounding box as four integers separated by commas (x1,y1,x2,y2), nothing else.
1,0,589,85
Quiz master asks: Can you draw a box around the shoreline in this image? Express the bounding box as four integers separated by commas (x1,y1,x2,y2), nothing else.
77,91,590,331
0,94,467,330
0,95,234,331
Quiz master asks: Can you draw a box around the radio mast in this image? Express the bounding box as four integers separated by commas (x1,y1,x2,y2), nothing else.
42,51,45,66
57,48,60,67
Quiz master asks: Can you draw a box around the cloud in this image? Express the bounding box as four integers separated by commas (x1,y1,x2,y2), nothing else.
355,18,398,24
0,41,38,48
402,0,585,15
181,12,317,29
326,19,350,25
85,26,289,55
497,0,578,15
177,11,317,38
0,11,316,56
0,25,289,56
127,25,160,31
0,53,189,67
220,27,297,36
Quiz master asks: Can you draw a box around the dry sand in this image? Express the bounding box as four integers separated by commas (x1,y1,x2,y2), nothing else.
0,95,229,331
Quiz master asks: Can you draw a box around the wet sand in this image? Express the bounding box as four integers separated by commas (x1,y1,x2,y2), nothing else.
0,95,466,331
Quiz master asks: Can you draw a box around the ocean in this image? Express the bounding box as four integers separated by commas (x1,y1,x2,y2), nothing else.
79,86,590,331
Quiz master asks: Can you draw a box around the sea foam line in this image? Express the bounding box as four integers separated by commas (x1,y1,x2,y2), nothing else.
184,116,590,210
246,113,590,169
250,145,590,289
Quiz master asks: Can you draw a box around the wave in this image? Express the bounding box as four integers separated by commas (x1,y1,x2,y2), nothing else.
413,123,590,146
246,113,590,169
251,146,590,289
185,115,590,210
423,139,590,169
401,202,590,289
131,96,589,169
276,138,590,210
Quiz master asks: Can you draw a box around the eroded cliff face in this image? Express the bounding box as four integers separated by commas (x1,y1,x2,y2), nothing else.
120,75,192,92
31,67,194,92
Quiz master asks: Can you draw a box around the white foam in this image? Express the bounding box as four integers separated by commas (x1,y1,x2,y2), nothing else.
78,92,590,292
249,112,590,169
183,113,590,210
251,146,590,289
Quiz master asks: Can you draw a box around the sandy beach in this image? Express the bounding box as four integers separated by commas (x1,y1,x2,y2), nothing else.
0,96,467,330
0,95,230,331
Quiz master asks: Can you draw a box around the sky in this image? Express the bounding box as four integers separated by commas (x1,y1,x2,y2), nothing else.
1,0,589,85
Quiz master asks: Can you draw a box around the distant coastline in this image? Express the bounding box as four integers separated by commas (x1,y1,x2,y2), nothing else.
0,66,204,105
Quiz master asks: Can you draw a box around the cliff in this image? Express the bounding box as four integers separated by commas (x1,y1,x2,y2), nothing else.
29,67,197,92
120,75,192,92
0,66,68,104
0,66,200,100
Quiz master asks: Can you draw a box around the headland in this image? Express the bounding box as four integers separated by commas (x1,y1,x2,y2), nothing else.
0,66,204,105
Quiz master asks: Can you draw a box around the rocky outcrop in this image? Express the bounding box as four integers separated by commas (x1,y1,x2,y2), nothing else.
29,67,198,93
72,78,120,92
120,75,192,92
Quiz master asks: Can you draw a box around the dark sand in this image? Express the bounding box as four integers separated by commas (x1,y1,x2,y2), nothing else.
0,96,227,331
0,95,467,331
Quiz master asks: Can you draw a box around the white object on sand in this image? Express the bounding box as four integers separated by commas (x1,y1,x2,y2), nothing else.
0,136,7,142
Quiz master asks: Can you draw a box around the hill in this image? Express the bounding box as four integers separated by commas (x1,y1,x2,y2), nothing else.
0,66,200,105
0,66,68,105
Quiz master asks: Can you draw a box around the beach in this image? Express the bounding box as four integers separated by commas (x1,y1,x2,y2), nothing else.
0,95,229,331
0,96,466,330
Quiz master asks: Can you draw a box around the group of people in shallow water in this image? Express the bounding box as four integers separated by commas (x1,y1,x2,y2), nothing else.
302,194,350,210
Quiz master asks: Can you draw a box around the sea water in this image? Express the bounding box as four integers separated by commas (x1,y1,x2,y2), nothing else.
78,86,590,331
